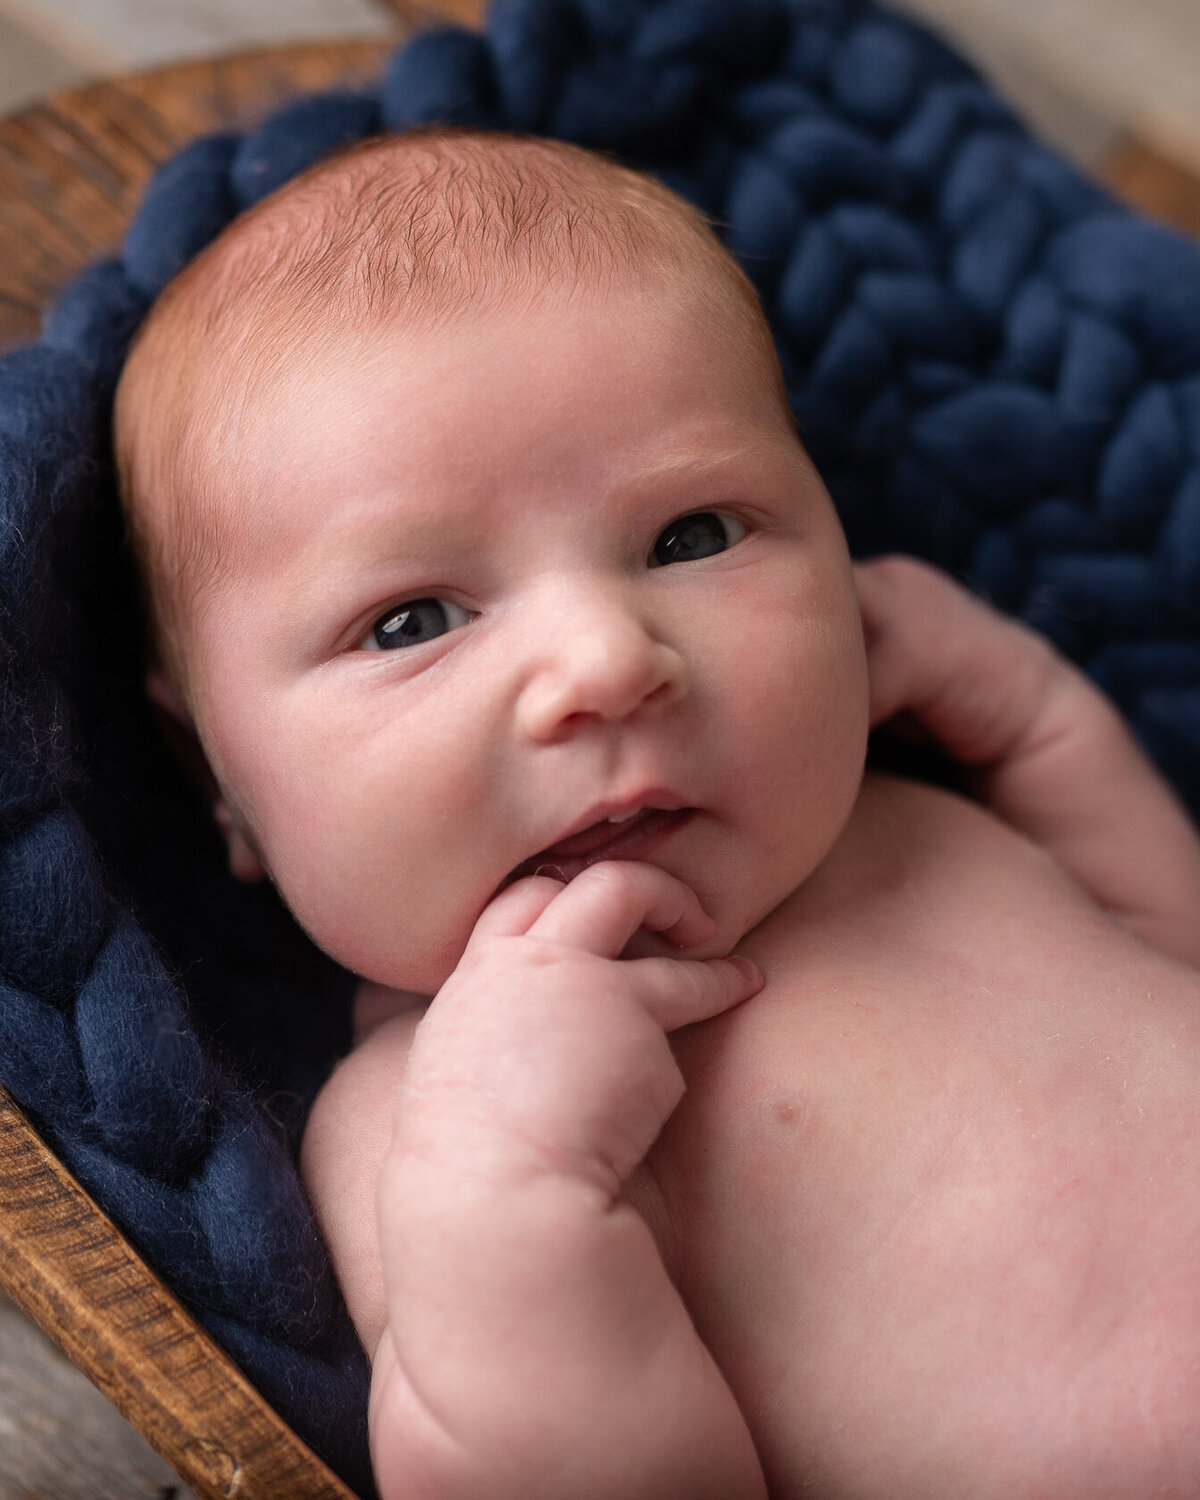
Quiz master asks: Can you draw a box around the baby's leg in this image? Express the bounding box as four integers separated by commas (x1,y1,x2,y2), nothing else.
856,555,1200,966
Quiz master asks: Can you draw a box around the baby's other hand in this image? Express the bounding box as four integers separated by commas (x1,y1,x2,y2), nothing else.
855,554,1200,966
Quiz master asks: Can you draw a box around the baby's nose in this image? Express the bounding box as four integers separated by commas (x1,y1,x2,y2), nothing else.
516,595,688,743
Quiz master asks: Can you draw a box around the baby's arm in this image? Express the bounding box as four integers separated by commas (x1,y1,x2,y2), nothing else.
303,862,766,1500
856,554,1200,966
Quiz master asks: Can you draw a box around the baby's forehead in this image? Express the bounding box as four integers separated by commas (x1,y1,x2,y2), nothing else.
114,130,786,680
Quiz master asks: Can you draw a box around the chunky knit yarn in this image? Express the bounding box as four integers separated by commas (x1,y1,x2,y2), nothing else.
2,0,1200,1490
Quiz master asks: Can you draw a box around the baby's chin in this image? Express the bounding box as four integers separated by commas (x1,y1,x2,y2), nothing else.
344,860,790,992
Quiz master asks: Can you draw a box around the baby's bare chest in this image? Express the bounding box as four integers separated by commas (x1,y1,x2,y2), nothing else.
627,781,1200,1486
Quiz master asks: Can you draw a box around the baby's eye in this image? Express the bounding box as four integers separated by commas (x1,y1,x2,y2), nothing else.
363,597,472,651
649,511,747,567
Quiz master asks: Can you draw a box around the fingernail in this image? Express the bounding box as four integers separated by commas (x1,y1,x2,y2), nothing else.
729,956,763,986
533,863,568,883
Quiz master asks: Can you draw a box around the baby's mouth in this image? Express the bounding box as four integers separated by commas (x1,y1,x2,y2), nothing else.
506,806,697,886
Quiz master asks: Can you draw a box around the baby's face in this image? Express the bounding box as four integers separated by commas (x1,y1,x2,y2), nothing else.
174,279,869,991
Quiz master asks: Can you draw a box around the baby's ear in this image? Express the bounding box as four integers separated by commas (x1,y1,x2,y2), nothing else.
209,800,269,885
145,668,267,884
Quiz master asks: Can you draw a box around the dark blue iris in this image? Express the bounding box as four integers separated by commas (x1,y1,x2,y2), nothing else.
651,512,732,567
373,598,455,650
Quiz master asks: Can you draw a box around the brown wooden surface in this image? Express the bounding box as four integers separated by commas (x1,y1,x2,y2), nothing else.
0,1,488,353
0,40,390,351
0,1085,357,1500
376,0,486,23
0,1286,200,1500
1104,133,1200,241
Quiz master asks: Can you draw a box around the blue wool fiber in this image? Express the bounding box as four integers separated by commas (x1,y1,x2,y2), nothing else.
1097,384,1184,536
1055,313,1141,431
1161,470,1200,617
122,135,241,297
3,2,1200,1494
0,983,87,1120
910,384,1090,511
380,26,497,130
1049,217,1200,376
828,17,921,130
75,917,215,1177
41,260,150,377
192,1111,339,1340
230,93,382,206
485,0,583,130
632,0,787,73
0,807,109,1000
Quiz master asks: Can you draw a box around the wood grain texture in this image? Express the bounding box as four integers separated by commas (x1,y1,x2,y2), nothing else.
0,39,392,350
0,1,487,352
0,1085,357,1500
0,1287,200,1500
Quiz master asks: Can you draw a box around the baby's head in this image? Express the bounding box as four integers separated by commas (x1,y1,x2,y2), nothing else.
114,128,869,992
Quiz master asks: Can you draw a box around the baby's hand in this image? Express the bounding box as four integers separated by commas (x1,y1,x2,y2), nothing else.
856,554,1200,966
371,862,766,1500
400,861,758,1191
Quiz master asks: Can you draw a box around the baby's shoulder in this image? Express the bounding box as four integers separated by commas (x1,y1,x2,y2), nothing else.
748,771,1123,976
825,768,1074,897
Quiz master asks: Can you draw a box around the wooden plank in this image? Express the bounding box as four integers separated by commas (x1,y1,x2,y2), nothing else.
0,1287,200,1500
0,3,487,351
375,0,485,24
0,39,392,350
0,1085,358,1500
1104,133,1200,240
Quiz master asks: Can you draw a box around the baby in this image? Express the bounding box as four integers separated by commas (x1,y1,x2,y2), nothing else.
112,129,1200,1499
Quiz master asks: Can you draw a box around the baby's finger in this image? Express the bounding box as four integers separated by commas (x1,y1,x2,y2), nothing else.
627,953,764,1032
855,554,1059,758
526,860,715,956
470,872,568,940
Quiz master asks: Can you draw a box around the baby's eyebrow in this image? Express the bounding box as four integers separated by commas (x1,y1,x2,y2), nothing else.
618,435,808,498
246,432,806,596
631,450,739,485
284,519,473,600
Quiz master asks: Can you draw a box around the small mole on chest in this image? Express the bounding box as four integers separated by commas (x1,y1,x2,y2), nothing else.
774,1097,803,1126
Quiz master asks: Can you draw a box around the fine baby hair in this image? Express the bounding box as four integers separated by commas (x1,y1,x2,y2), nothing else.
2,0,1200,1489
112,127,780,692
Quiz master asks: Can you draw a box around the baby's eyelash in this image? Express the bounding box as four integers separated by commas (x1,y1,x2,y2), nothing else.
360,597,473,652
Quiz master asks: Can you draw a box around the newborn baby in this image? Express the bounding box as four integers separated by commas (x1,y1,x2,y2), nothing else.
112,128,1200,1499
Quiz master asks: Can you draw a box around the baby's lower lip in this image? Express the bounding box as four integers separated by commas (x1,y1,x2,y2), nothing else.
508,808,696,885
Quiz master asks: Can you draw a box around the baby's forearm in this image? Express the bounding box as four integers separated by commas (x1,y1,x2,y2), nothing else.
371,1116,765,1500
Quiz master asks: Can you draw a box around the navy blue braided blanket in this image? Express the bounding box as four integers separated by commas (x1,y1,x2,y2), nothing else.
2,0,1199,1490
